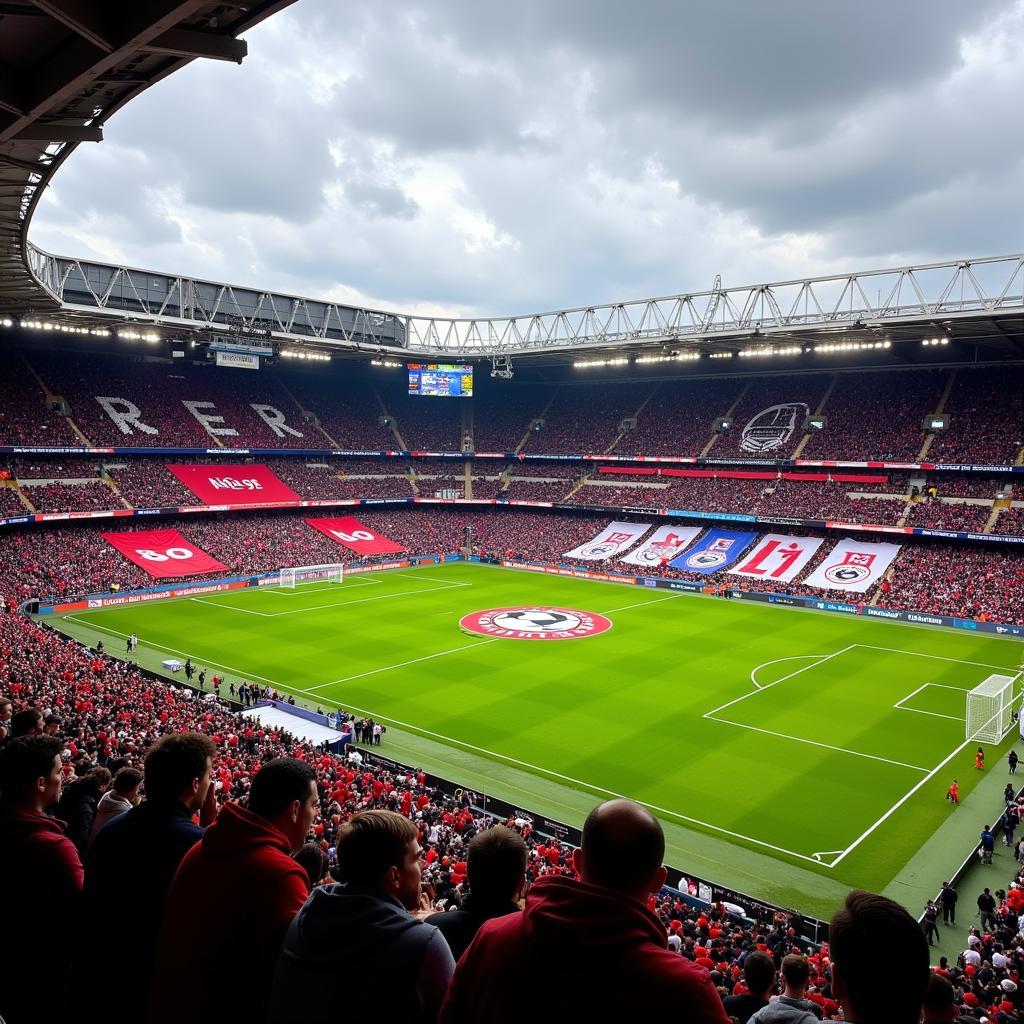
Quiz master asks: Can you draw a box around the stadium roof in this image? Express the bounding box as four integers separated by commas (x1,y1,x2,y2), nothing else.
1,1,1023,366
0,0,296,314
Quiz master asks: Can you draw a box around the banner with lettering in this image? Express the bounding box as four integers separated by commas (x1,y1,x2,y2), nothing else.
727,534,824,584
304,516,406,554
102,530,228,578
166,464,300,505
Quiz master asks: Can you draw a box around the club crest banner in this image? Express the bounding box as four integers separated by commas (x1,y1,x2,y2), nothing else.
305,516,406,554
669,529,757,574
728,534,824,583
619,525,702,566
102,530,229,578
803,538,902,593
563,521,651,561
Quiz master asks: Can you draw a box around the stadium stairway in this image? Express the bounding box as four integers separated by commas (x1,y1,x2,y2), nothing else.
24,355,93,447
916,368,958,463
883,751,1024,963
791,373,838,459
699,379,752,458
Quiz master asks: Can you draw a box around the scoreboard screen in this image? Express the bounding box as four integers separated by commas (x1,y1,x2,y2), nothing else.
407,363,474,398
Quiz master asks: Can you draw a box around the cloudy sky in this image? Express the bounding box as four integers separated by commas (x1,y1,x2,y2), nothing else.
29,0,1024,318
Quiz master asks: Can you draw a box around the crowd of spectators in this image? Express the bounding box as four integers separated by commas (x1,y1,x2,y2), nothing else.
929,367,1024,465
5,506,1024,623
21,481,124,513
283,373,397,450
8,598,937,1024
470,384,555,452
521,383,652,455
0,351,79,446
876,542,1024,623
381,386,466,451
995,507,1024,536
106,460,197,507
710,376,831,459
616,378,744,458
799,370,944,462
0,487,27,515
904,500,995,533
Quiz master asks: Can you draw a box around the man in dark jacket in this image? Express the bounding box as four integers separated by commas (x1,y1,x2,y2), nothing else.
829,890,928,1024
0,735,83,1024
427,824,526,961
148,757,316,1024
439,799,730,1023
270,809,456,1024
724,951,775,1023
78,732,217,1022
55,765,111,856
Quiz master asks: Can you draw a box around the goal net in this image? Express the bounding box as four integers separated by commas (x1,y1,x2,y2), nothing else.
966,673,1020,744
278,563,345,589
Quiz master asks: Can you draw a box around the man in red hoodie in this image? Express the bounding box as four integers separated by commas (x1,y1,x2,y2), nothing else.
147,757,318,1024
0,735,84,1024
440,798,730,1023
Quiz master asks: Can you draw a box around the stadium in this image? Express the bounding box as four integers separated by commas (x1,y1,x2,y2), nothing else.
2,3,1024,1022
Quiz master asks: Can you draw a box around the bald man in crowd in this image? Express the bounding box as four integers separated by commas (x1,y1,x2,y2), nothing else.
439,798,729,1023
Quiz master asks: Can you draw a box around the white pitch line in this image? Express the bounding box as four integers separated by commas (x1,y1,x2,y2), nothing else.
830,733,982,869
304,638,500,692
750,654,829,690
895,707,964,722
893,682,929,709
597,594,683,615
191,596,271,616
63,616,285,689
192,580,474,619
853,644,1020,673
279,683,826,866
703,645,858,719
705,716,932,773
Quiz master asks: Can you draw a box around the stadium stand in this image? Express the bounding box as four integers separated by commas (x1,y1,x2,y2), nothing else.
927,366,1024,465
521,383,653,454
282,374,396,450
616,378,745,457
0,602,838,1023
470,385,555,452
0,350,81,446
19,482,122,513
106,461,197,507
3,508,1024,625
903,500,995,533
799,370,946,461
709,375,831,459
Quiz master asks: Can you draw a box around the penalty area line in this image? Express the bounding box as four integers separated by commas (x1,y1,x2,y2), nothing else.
283,681,826,866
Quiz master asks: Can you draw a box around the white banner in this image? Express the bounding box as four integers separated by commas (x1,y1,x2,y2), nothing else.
728,534,824,584
803,538,902,593
620,525,702,567
563,520,651,561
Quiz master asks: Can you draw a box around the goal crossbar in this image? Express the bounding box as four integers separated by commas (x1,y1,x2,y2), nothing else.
278,563,345,589
966,672,1021,744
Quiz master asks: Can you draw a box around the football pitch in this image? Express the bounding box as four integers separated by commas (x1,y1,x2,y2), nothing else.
51,561,1024,912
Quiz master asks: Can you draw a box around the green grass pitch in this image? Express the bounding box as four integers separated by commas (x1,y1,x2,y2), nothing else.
51,561,1024,911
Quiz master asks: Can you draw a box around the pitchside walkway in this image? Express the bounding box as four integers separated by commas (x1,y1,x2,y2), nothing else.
882,750,1023,962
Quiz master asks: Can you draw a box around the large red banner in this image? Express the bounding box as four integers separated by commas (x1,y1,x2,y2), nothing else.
102,530,229,578
305,516,406,554
166,464,300,505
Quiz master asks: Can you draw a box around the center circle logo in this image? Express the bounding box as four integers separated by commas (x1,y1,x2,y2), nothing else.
459,606,613,641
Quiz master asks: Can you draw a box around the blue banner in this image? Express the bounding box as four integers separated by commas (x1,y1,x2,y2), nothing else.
669,529,758,574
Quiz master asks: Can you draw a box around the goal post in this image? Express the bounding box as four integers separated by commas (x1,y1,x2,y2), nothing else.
966,673,1021,744
277,563,345,589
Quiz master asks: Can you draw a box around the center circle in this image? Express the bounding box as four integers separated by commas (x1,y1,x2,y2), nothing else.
459,606,613,641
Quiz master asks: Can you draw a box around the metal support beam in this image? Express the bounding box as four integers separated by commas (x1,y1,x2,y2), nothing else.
142,28,247,62
28,0,114,52
14,123,102,141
